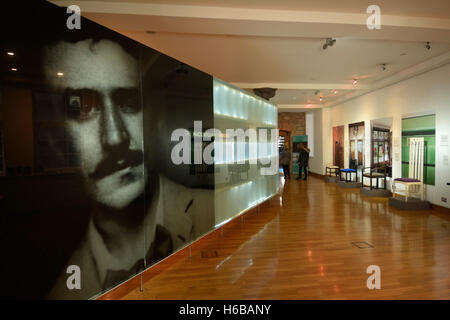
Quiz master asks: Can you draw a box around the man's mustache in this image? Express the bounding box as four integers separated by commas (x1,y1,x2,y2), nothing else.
89,150,143,180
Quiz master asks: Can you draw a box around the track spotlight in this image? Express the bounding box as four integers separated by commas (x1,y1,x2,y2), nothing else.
314,90,320,95
381,63,386,71
319,97,323,102
352,79,358,85
323,38,336,50
425,42,431,50
333,90,338,95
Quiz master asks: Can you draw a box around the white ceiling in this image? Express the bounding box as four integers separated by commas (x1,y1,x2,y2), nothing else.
123,32,450,84
52,0,450,110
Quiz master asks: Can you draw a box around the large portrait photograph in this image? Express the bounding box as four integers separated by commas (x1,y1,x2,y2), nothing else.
0,1,214,299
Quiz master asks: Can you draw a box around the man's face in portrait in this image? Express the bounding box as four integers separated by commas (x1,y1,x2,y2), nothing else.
45,39,145,210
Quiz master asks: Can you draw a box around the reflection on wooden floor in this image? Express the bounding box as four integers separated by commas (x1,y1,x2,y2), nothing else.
98,175,450,300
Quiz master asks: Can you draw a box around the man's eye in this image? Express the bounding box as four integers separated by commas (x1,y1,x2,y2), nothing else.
112,88,140,113
69,90,102,121
65,89,102,121
80,103,100,118
67,103,100,121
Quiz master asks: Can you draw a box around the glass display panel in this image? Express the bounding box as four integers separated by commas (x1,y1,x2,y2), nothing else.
213,79,279,226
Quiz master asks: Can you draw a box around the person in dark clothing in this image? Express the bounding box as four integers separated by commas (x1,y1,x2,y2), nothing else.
296,145,310,180
280,147,291,179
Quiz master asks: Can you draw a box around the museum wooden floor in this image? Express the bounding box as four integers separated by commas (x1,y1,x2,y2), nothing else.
98,175,450,300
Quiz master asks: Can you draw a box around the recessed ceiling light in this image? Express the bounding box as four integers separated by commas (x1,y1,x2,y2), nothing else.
7,52,15,56
11,67,17,71
57,72,64,77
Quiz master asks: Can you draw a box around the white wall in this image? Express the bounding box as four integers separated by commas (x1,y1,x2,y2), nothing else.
320,63,450,208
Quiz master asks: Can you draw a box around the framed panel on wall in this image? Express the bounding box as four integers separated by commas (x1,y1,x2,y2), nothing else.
333,125,344,168
370,118,393,177
372,127,391,166
349,122,365,169
401,115,435,185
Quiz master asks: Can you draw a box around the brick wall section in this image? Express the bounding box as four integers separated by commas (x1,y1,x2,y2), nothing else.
278,112,306,136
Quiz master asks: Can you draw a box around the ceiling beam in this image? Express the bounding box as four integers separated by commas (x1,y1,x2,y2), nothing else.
52,1,450,43
53,1,450,29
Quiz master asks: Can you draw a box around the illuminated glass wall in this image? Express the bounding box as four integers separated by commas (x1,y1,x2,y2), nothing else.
213,78,279,226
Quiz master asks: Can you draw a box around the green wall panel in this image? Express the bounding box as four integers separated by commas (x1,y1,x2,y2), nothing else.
401,115,435,185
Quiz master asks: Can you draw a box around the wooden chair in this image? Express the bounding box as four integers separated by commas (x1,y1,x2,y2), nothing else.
392,137,425,201
362,165,387,190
